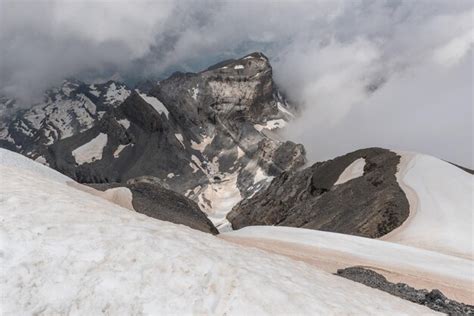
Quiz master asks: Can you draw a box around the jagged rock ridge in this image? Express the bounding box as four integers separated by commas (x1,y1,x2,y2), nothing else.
227,147,410,238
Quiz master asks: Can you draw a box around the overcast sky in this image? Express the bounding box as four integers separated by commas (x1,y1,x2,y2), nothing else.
1,0,472,167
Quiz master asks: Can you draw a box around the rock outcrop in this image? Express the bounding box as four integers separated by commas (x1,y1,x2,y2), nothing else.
227,147,410,238
337,266,474,315
89,182,219,235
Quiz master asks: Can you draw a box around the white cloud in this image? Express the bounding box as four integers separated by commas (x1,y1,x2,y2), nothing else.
1,0,472,166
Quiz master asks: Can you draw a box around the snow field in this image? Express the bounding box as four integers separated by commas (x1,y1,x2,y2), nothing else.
0,152,439,315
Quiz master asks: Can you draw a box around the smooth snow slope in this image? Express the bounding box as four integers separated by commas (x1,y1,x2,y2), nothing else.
0,150,438,315
0,148,70,183
223,226,474,304
383,152,473,259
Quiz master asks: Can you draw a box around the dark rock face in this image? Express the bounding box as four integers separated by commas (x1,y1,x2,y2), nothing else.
227,148,410,238
89,182,219,235
337,267,474,314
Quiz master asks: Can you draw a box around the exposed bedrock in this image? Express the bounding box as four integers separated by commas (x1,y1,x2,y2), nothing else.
337,266,474,315
227,147,410,238
89,182,219,235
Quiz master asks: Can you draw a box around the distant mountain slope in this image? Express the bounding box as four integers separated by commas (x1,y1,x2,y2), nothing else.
0,149,439,315
0,80,131,154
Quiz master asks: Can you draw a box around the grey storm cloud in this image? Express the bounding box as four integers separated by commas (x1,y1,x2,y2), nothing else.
0,0,472,167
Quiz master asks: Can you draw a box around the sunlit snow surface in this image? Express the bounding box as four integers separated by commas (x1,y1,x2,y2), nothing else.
0,149,437,315
383,152,473,259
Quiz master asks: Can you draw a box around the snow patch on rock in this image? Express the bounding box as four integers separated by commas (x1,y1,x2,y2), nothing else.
138,92,169,118
253,167,267,184
237,146,245,159
105,82,131,105
88,84,100,97
113,144,130,158
191,87,199,100
72,133,108,165
334,158,366,185
191,135,214,152
117,119,130,130
254,119,287,132
277,102,295,117
175,133,185,148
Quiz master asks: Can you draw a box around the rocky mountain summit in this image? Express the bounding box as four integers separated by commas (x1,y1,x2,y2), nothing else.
0,52,305,230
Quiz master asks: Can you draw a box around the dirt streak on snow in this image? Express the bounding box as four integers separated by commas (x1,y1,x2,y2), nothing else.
222,226,474,304
222,236,474,305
